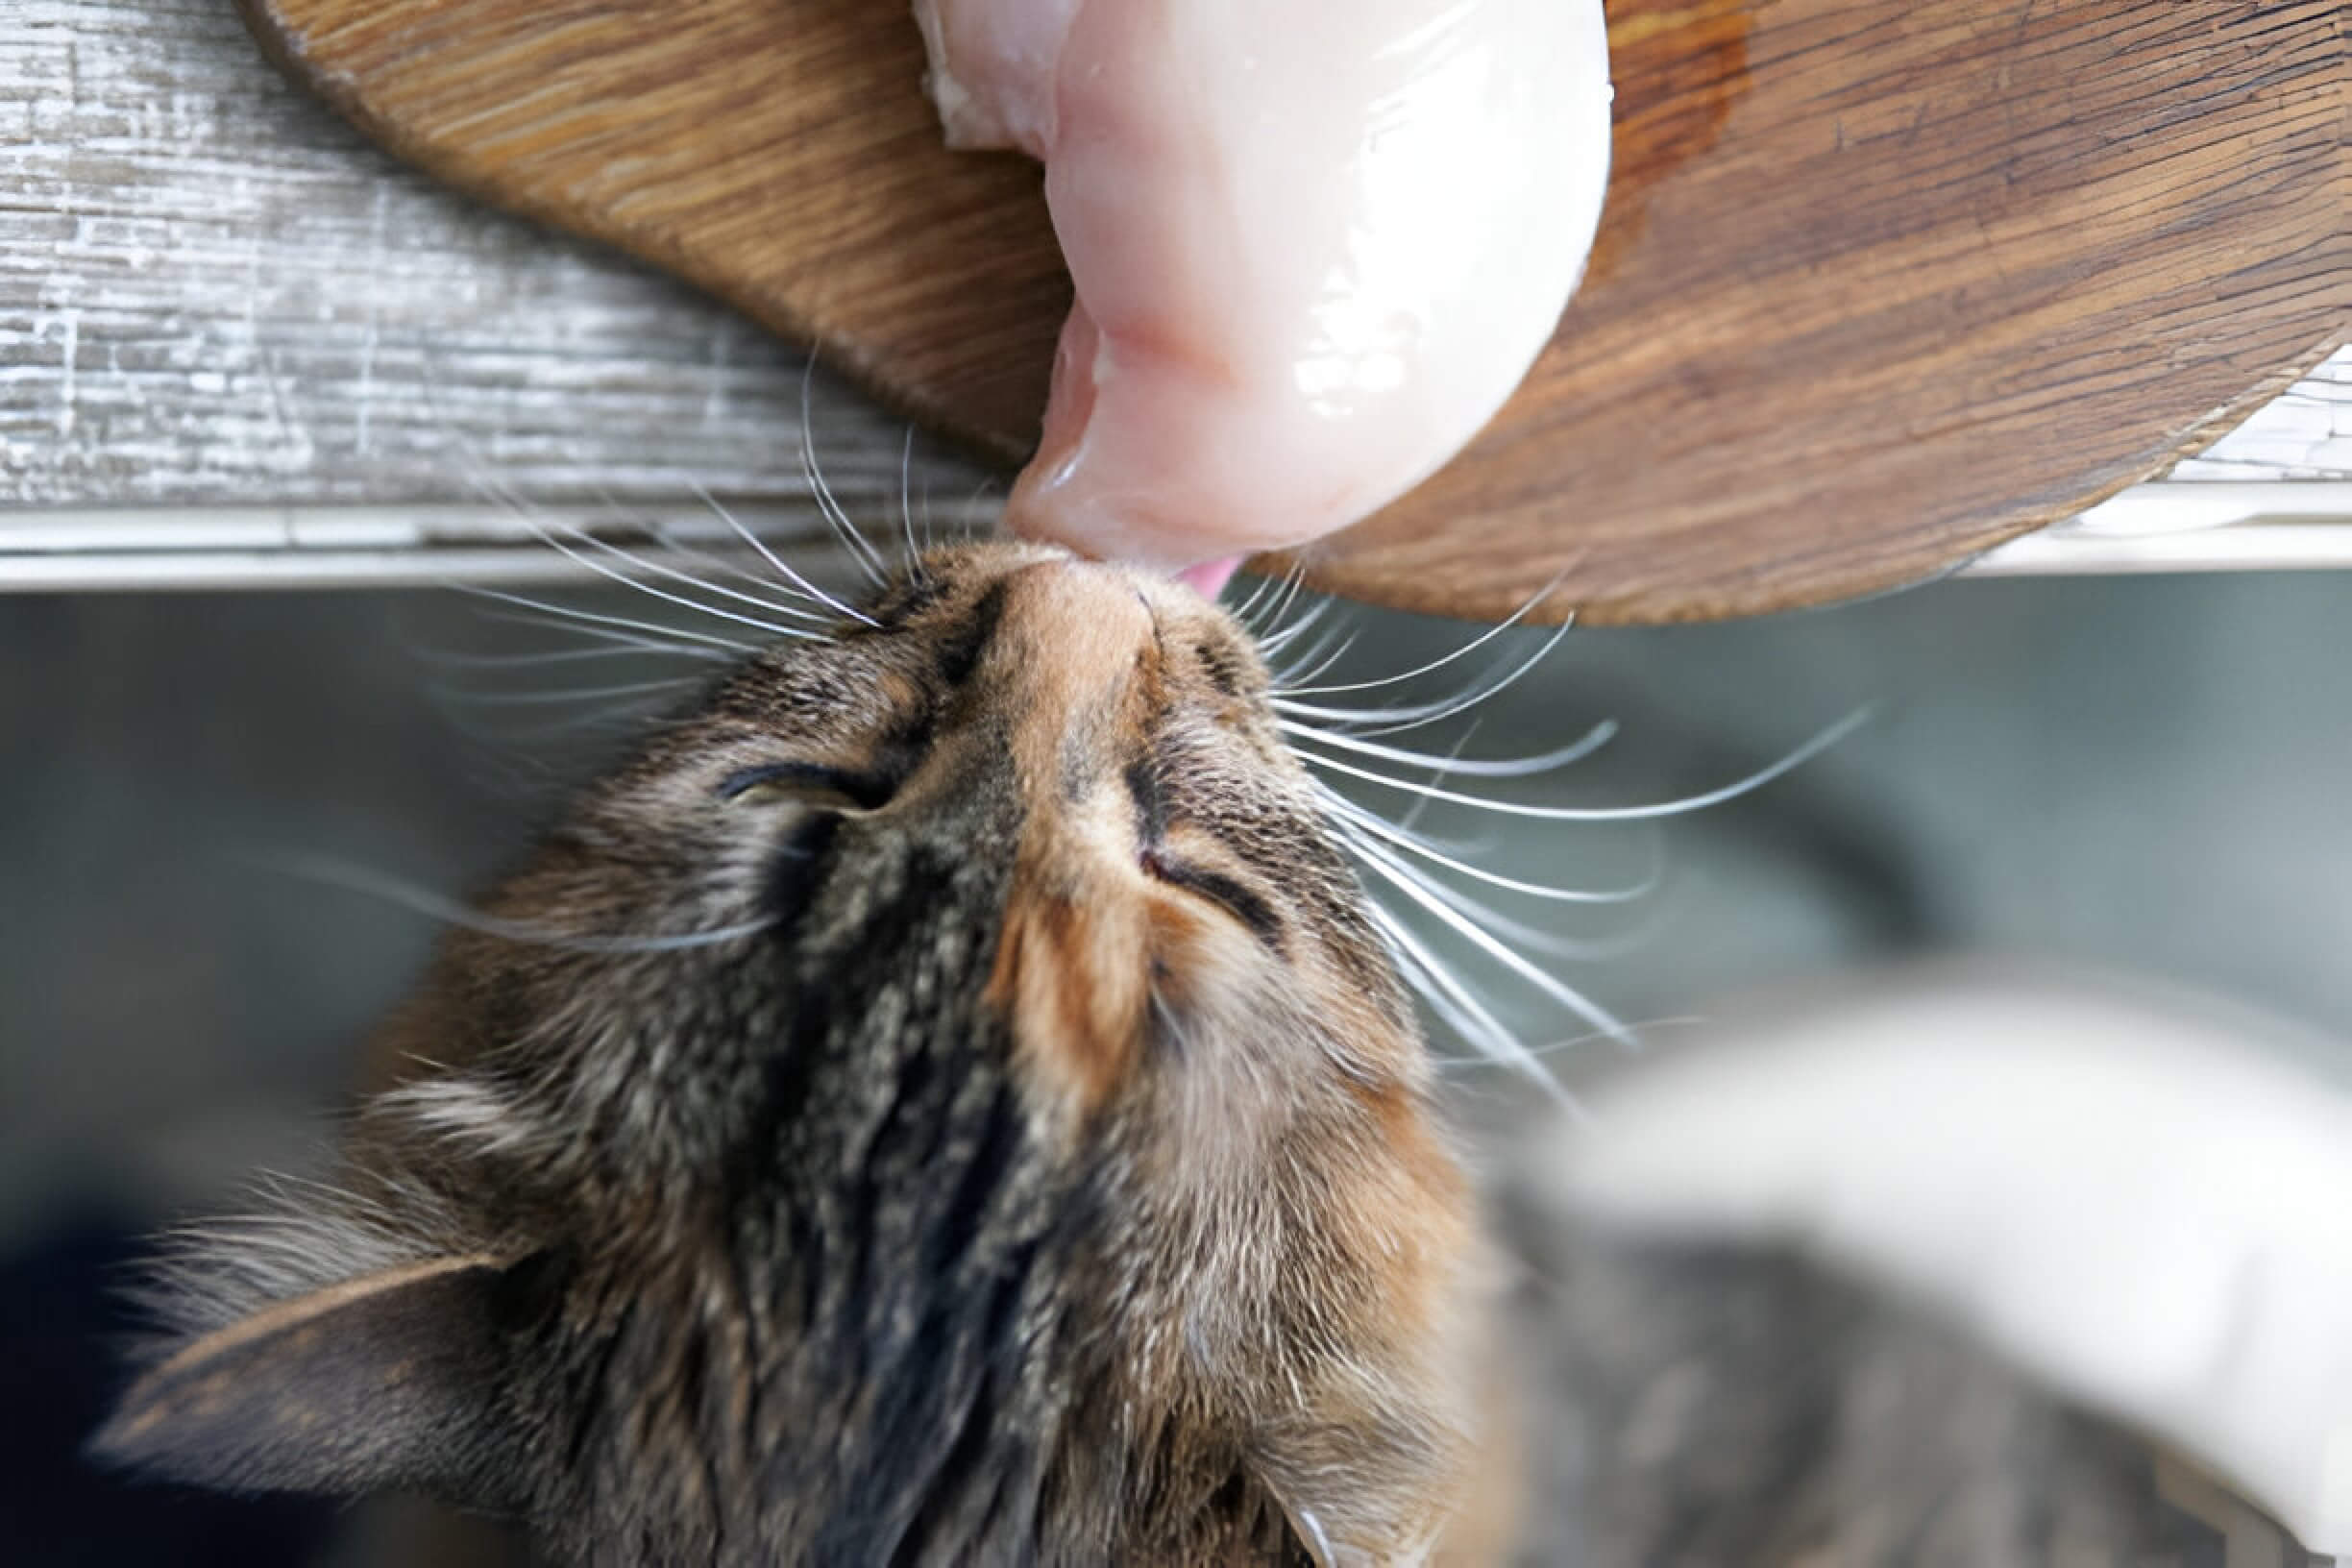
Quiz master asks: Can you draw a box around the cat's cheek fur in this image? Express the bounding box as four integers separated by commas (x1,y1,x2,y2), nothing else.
1249,1113,1490,1563
1118,960,1490,1562
987,870,1151,1118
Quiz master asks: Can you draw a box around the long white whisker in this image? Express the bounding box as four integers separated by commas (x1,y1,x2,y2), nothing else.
494,705,691,746
439,457,821,645
458,610,740,663
1365,899,1513,1054
1243,561,1307,634
426,684,674,750
1273,617,1574,735
954,474,1000,544
798,358,888,584
420,399,824,641
1271,629,1360,691
1257,562,1308,629
1285,718,1618,779
1341,829,1665,964
261,855,777,955
1281,578,1568,697
639,522,834,617
1394,716,1487,835
537,506,837,630
447,583,758,656
1226,569,1285,623
916,460,945,552
497,495,828,645
1384,931,1512,1070
1350,835,1634,1050
428,675,705,709
898,427,925,576
573,481,835,625
1256,596,1335,658
1343,620,1580,736
1361,901,1572,1103
1256,564,1311,638
404,639,732,671
453,698,686,747
1300,707,1874,821
1436,1017,1707,1074
687,482,879,627
1316,787,1660,904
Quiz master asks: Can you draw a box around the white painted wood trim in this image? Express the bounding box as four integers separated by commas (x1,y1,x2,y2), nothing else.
1966,480,2352,576
0,502,855,592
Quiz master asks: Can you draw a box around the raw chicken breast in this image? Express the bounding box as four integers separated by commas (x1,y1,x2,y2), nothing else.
915,0,1613,576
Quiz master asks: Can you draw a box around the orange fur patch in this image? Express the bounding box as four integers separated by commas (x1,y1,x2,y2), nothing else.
981,562,1164,1118
988,870,1151,1116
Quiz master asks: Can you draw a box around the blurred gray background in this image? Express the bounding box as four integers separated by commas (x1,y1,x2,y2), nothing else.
9,564,2352,1250
5,551,2352,1563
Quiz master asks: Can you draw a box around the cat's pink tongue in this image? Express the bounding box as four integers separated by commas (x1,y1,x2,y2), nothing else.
1173,557,1240,600
915,0,1614,579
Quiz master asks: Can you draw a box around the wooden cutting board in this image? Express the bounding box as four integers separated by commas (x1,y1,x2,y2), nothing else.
243,0,2346,624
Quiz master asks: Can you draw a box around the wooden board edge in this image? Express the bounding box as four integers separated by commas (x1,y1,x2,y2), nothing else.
1286,318,2352,627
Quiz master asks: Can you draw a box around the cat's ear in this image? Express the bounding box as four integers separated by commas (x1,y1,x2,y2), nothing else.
90,1254,529,1507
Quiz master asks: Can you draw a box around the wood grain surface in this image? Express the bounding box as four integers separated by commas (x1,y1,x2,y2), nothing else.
234,0,2348,623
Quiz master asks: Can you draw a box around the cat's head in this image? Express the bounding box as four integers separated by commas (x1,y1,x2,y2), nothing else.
96,544,1482,1565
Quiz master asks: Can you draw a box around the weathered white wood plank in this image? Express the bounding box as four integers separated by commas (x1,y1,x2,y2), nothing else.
2170,348,2352,479
0,0,980,519
0,0,2341,591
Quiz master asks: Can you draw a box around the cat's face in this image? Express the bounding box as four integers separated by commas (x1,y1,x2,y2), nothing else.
503,539,1428,1127
101,544,1482,1566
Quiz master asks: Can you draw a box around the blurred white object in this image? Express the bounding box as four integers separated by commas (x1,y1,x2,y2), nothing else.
913,0,1615,571
1561,962,2352,1556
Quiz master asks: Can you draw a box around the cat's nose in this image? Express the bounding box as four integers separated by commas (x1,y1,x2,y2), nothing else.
970,558,1165,819
974,560,1167,1110
986,558,1160,722
1000,557,1157,639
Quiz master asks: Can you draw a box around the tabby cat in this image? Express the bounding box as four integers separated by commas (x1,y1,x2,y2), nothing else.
95,544,2305,1565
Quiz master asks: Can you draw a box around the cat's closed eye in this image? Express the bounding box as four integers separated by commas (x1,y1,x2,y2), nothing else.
1139,846,1283,949
716,760,894,811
